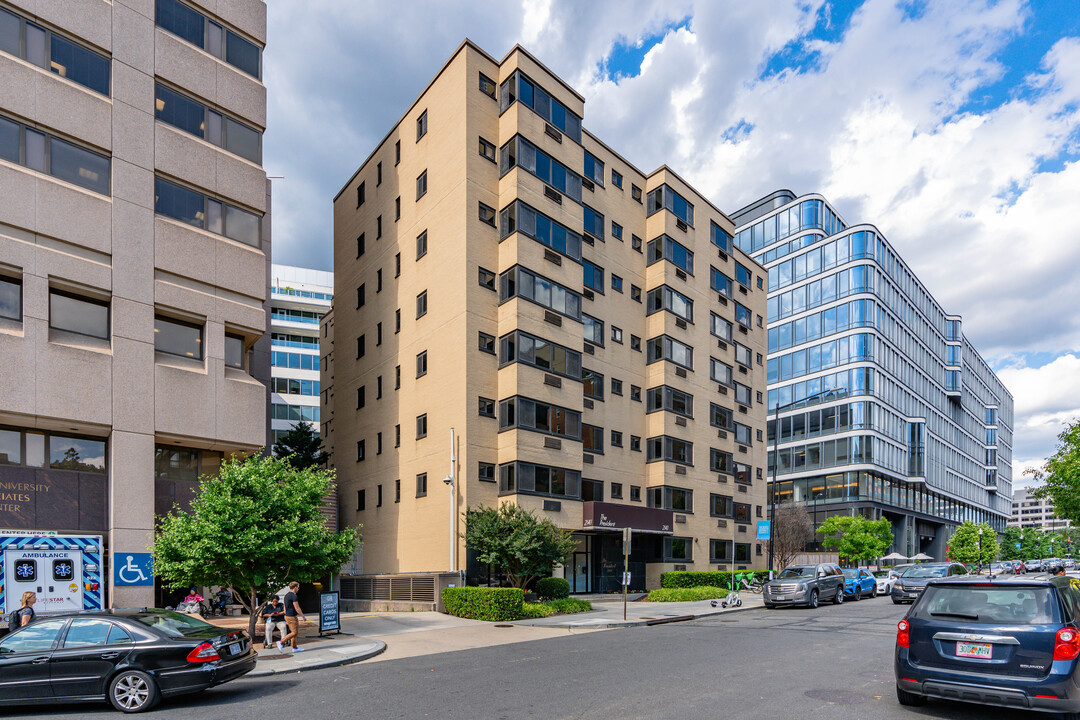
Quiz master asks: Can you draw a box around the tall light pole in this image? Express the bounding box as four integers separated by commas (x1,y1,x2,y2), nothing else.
769,389,834,577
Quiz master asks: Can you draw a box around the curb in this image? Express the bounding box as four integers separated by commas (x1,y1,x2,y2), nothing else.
248,639,387,676
514,601,763,629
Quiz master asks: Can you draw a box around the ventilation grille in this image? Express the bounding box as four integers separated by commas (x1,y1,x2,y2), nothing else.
544,123,563,142
544,185,562,204
339,575,436,602
544,249,562,265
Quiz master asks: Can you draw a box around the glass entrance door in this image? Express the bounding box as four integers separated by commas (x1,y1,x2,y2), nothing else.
570,552,590,594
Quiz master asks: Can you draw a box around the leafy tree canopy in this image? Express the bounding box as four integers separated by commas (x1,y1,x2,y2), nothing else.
463,504,577,588
153,454,356,638
947,521,999,566
272,420,329,469
817,515,893,564
1029,420,1080,525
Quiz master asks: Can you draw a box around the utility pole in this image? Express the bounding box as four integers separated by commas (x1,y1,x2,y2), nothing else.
622,527,631,621
446,428,457,573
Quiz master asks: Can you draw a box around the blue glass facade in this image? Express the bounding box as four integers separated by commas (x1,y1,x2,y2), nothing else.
733,193,1013,558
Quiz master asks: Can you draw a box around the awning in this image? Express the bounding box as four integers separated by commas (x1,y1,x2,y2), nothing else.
582,501,674,535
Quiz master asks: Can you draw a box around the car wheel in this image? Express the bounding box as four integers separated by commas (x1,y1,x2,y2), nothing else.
892,597,902,605
808,589,819,609
764,602,775,609
109,670,160,713
834,586,844,604
896,686,927,707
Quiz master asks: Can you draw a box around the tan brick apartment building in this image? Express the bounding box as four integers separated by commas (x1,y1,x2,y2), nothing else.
327,41,767,591
0,0,269,608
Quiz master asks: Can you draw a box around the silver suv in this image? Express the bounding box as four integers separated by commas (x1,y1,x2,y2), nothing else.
764,563,845,609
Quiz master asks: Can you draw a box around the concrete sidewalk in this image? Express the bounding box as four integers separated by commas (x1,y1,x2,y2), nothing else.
249,636,386,676
513,593,765,628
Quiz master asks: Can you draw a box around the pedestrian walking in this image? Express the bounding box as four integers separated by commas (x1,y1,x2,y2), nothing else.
278,581,308,652
261,595,287,648
10,591,35,629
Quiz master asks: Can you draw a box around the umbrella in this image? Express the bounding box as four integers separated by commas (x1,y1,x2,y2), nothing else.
881,552,909,561
911,553,934,561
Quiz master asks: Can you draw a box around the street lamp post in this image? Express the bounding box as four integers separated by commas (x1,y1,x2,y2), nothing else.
769,389,835,578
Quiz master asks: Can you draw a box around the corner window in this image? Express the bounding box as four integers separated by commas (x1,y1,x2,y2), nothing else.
155,83,261,163
479,202,496,227
0,7,110,95
154,315,203,359
49,289,109,340
479,137,496,162
155,0,261,79
416,170,427,200
0,115,110,195
479,72,497,100
416,110,428,141
155,177,260,246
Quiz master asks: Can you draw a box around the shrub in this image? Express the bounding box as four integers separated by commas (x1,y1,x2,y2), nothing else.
647,586,730,602
661,570,750,589
520,603,556,619
535,577,571,600
546,598,591,614
442,587,524,621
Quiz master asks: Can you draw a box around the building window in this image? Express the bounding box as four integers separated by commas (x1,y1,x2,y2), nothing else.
154,315,203,359
356,440,365,462
499,71,582,142
630,385,641,402
0,7,110,94
416,473,428,497
395,309,401,333
498,396,582,441
500,201,584,261
632,235,643,253
582,424,604,454
479,202,496,227
376,215,383,239
49,289,109,340
416,230,428,260
611,483,623,499
499,266,582,321
646,335,693,370
416,290,428,318
631,185,642,203
395,196,400,220
155,177,259,246
394,477,399,501
377,161,382,186
0,115,110,195
155,0,261,78
155,83,261,162
478,331,495,354
356,233,365,257
224,333,245,369
479,397,495,418
499,135,583,202
376,376,383,399
611,327,623,344
630,485,641,502
0,274,22,322
356,284,365,308
356,334,365,358
498,461,581,500
377,484,382,507
479,72,497,99
583,151,604,187
395,365,400,389
630,285,642,302
357,181,365,207
630,436,641,452
377,269,383,293
479,137,496,162
611,222,623,241
735,543,752,564
611,169,623,188
611,275,623,293
416,414,427,439
395,424,400,447
646,386,693,418
710,539,732,563
499,329,582,380
416,110,428,141
582,368,604,400
357,489,365,511
663,537,693,562
583,205,604,239
478,267,496,290
356,386,365,409
647,234,694,274
583,314,604,346
646,185,694,226
611,378,623,396
416,350,427,378
649,486,693,513
646,436,693,466
630,335,641,352
395,139,401,165
611,430,623,448
376,322,382,346
416,170,427,200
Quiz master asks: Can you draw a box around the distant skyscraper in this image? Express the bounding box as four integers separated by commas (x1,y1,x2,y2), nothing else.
732,191,1013,560
270,264,332,444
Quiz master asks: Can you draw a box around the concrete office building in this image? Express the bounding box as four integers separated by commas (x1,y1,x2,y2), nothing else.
1009,487,1071,531
270,264,331,445
0,0,269,608
328,41,768,592
731,191,1013,560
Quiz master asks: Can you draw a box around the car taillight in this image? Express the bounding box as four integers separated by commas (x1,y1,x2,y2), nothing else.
1055,628,1080,661
187,641,220,663
897,619,910,648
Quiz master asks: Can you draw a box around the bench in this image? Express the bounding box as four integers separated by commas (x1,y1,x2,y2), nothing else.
226,604,245,616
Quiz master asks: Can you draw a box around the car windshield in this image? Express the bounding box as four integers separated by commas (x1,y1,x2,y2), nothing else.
873,571,890,578
914,585,1056,624
842,569,859,578
132,610,219,638
778,567,812,578
901,565,949,578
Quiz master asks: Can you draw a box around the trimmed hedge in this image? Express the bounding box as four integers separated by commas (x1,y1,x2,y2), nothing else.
535,577,571,600
660,570,760,589
442,587,523,621
647,586,730,602
545,598,591,614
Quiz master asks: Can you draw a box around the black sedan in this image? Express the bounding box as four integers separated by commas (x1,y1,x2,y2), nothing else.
0,609,256,713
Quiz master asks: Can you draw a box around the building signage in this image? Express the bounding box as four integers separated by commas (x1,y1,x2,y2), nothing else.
319,591,340,634
757,521,771,541
582,502,674,535
0,468,107,532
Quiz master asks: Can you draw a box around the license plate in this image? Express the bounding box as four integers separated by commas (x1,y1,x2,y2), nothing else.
775,595,786,601
227,642,242,656
957,641,992,658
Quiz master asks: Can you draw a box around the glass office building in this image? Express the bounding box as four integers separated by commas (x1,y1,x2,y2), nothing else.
731,191,1013,559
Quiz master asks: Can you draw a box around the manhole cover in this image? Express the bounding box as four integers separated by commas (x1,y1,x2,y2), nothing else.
804,690,870,704
494,624,515,628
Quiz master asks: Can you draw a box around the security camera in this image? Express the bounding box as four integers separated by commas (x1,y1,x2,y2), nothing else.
443,475,453,485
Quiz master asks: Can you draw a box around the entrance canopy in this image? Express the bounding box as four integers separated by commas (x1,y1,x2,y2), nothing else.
582,501,674,535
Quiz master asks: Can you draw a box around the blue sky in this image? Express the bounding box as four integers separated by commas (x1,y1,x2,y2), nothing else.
264,0,1080,485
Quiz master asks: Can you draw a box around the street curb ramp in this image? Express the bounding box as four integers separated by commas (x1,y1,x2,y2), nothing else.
248,640,387,676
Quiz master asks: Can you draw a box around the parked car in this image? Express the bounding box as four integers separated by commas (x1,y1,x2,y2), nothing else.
842,568,877,600
891,562,968,604
895,575,1080,716
1066,559,1077,570
1014,560,1027,574
988,562,1013,575
1027,559,1044,572
763,563,846,609
0,609,256,713
874,570,897,596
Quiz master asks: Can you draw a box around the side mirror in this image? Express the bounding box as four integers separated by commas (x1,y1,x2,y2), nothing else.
817,571,825,578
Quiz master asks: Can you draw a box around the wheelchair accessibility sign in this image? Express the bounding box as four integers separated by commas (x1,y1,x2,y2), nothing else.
114,552,154,586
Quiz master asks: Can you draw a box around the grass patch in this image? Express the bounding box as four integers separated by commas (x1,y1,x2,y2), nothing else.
647,586,730,602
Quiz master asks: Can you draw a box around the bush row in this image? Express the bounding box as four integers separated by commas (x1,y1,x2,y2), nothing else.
442,587,523,621
648,586,730,602
660,570,760,589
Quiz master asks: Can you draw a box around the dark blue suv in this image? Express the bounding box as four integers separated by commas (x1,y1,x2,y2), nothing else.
895,576,1080,717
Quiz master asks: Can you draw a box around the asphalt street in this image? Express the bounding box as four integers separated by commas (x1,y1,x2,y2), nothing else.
15,598,1058,720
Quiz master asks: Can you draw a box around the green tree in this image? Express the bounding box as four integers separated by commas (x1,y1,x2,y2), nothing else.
153,454,357,639
463,504,577,588
947,521,999,566
1000,527,1024,561
1028,420,1080,524
272,421,329,469
817,515,894,564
